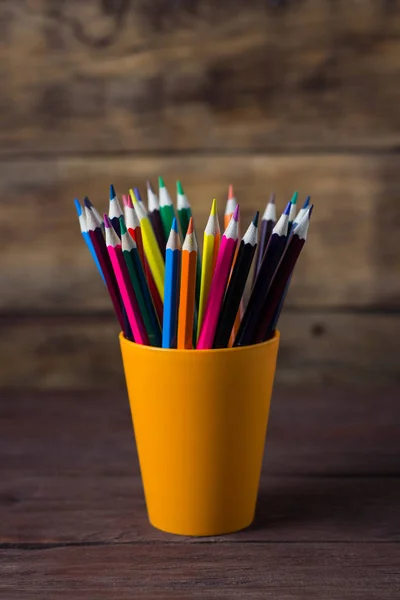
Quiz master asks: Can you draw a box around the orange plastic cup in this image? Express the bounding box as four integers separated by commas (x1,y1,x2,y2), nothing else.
120,331,280,536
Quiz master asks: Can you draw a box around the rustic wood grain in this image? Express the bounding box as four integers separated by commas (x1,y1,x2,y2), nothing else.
1,311,398,388
1,154,399,312
0,0,399,155
0,387,398,544
0,543,399,599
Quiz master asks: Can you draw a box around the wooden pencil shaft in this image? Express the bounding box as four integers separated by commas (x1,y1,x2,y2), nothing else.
177,250,197,349
88,228,126,333
213,241,257,349
178,207,191,239
149,209,166,258
108,245,149,345
256,236,306,343
110,216,121,238
253,219,274,284
162,249,180,348
234,234,287,347
160,205,176,240
123,248,161,347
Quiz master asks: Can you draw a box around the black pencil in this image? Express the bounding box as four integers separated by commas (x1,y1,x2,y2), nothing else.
233,202,291,347
213,212,259,349
256,206,313,343
147,180,166,258
252,194,275,285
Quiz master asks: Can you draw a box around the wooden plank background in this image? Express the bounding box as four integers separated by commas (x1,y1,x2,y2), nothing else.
0,0,399,387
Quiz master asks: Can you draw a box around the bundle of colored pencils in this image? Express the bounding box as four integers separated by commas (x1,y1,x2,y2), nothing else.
74,182,313,349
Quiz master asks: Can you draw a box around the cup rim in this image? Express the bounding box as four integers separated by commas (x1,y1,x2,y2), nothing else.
119,330,280,355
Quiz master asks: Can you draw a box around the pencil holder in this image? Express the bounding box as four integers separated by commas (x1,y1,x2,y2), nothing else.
119,331,280,536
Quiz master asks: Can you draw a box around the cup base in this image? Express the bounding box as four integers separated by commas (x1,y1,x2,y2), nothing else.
148,515,254,537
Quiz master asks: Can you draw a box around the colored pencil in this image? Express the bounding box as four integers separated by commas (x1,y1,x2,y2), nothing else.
233,201,291,347
197,205,240,350
158,176,177,240
74,199,105,283
124,193,164,325
109,184,124,237
252,193,276,284
147,180,166,257
130,189,165,300
84,196,103,229
292,195,311,228
122,193,142,250
224,184,238,229
256,206,313,342
163,218,181,348
104,215,149,345
198,199,220,338
120,217,161,347
176,180,192,238
133,187,147,214
288,191,298,233
177,218,197,349
176,180,202,313
214,212,259,349
84,202,127,336
270,195,312,330
224,185,242,344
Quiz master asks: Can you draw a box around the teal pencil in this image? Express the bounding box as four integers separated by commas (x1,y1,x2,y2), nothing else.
162,218,181,348
159,176,177,240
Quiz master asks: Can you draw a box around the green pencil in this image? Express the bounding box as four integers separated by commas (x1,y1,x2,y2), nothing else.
159,176,177,240
176,180,192,238
120,217,162,347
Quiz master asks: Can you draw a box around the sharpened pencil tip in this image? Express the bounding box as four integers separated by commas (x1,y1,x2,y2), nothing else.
303,195,311,209
129,188,137,203
233,204,240,221
253,211,259,227
158,176,165,188
74,199,82,216
211,198,217,216
119,216,127,235
122,194,129,207
187,217,194,234
110,184,116,201
103,214,112,228
176,180,184,195
83,196,92,209
269,193,276,204
171,217,178,233
228,184,234,199
134,187,142,203
291,191,298,205
146,180,153,192
283,201,291,216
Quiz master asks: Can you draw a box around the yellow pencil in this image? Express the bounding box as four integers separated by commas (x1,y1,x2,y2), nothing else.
177,218,197,349
197,199,220,339
129,189,165,301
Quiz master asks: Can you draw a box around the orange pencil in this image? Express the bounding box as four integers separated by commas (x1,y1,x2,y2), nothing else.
224,185,242,345
177,218,197,349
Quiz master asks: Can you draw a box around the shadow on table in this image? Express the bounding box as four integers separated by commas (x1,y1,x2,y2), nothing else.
250,475,400,538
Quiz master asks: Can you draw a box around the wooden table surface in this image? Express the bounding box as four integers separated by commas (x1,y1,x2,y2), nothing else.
0,385,399,599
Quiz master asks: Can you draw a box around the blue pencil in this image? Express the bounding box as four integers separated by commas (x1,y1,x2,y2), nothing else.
74,199,105,283
162,218,181,348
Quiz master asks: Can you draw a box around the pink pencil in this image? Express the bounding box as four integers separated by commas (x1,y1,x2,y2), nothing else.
104,214,150,346
197,205,240,349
